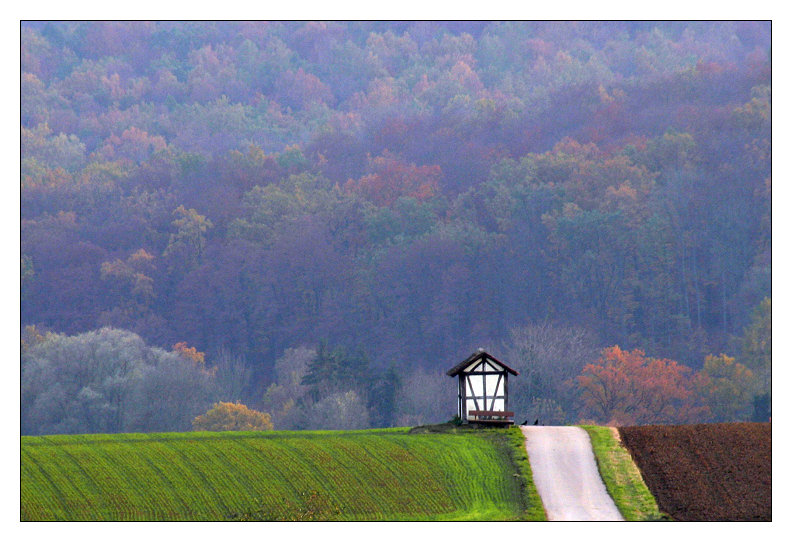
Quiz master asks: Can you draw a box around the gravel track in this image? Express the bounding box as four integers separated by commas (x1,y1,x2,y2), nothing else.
521,426,623,521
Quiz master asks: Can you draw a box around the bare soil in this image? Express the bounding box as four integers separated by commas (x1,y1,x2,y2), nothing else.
618,422,771,521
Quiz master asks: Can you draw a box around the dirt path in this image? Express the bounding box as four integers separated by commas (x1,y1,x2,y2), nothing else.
521,426,623,521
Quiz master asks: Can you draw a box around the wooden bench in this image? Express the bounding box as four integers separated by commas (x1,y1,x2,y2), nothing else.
468,410,515,425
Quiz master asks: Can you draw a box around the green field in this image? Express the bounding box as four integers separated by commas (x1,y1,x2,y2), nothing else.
22,426,544,521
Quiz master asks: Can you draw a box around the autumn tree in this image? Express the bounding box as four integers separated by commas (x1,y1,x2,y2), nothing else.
98,126,167,163
219,144,284,191
163,205,213,271
344,153,442,207
21,324,47,352
97,248,161,335
229,183,305,242
21,123,86,171
172,341,207,369
576,346,706,425
100,248,156,307
192,401,274,431
273,68,333,110
697,354,755,422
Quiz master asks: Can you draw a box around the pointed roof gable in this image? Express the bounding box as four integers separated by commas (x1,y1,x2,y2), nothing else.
446,348,519,377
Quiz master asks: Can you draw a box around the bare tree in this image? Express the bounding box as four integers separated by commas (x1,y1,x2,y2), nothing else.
261,346,316,429
501,322,600,424
21,327,216,435
304,390,371,430
274,346,315,388
212,348,251,403
393,369,454,427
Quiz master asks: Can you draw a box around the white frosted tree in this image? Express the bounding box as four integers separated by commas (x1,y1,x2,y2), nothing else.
21,327,216,435
304,390,370,430
261,346,316,429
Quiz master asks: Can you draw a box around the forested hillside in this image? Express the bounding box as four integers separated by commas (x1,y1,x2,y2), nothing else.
21,22,771,434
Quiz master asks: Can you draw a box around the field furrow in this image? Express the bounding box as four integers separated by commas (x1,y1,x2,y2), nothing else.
22,427,536,521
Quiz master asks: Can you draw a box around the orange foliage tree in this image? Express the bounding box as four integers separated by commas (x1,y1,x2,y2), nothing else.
344,153,441,206
172,341,206,368
576,346,707,425
192,401,274,431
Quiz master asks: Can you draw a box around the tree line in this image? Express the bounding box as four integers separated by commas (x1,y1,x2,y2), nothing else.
21,307,769,435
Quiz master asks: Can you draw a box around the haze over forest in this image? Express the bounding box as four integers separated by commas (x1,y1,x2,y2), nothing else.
20,21,771,435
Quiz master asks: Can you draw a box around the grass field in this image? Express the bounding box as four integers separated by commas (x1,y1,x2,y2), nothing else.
22,426,543,521
580,425,666,521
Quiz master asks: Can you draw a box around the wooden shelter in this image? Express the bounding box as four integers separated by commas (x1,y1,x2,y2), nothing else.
447,348,518,426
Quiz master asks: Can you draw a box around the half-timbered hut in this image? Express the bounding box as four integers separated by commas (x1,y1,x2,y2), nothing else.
446,348,519,426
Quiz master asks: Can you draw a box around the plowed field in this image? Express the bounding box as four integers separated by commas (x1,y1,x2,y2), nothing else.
619,423,771,521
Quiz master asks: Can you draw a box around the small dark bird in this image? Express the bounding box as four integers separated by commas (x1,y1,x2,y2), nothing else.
522,419,529,426
533,419,538,425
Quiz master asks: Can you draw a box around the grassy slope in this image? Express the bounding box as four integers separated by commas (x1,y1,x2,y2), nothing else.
580,425,666,521
22,427,543,521
504,426,546,520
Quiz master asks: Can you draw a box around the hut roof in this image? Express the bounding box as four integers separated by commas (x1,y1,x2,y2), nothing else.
446,348,519,377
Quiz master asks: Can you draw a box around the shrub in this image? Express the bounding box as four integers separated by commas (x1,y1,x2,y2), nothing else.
192,401,274,431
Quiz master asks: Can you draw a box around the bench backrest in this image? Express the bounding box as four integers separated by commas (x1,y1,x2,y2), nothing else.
468,410,515,417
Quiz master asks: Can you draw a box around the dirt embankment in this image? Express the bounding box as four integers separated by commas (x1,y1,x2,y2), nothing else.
619,422,771,521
